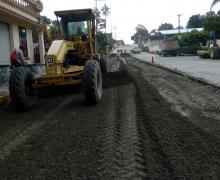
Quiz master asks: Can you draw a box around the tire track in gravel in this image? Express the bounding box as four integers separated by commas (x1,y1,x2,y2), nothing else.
97,84,146,179
128,57,220,138
0,72,148,179
1,58,219,179
126,63,220,179
0,94,78,160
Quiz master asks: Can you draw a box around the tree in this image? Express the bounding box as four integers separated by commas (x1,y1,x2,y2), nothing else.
206,11,216,17
135,24,149,36
94,4,111,32
187,14,205,28
211,0,220,10
101,4,111,17
93,8,102,30
101,4,111,32
158,23,174,31
150,29,157,34
204,15,220,37
39,15,51,26
97,32,114,54
131,24,149,45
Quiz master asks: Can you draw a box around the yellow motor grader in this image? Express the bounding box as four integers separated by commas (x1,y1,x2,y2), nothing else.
9,9,108,111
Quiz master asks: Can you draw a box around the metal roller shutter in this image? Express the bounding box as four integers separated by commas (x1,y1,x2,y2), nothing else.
0,23,10,65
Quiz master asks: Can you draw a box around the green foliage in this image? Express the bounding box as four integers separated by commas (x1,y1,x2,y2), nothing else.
94,4,111,32
39,15,51,25
187,14,205,28
101,4,111,17
211,0,220,10
179,31,209,54
135,24,149,35
206,11,216,17
97,32,114,54
131,24,148,43
181,46,199,55
180,30,209,47
49,25,60,38
158,23,174,31
204,15,220,36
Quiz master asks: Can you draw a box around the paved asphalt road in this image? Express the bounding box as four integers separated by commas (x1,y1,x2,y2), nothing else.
134,52,220,86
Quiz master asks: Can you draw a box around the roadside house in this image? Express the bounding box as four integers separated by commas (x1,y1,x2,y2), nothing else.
0,0,45,84
145,28,203,53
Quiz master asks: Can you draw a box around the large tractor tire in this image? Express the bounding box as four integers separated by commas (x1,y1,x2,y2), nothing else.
99,58,108,73
83,60,102,104
9,67,37,111
210,47,220,59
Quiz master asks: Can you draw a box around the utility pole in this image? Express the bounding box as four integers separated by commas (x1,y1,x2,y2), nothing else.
177,14,183,38
177,14,183,55
114,26,117,40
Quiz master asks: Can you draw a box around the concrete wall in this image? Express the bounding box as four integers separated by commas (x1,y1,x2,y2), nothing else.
0,66,10,85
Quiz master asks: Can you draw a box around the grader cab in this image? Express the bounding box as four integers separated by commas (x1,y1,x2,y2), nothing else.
9,9,108,111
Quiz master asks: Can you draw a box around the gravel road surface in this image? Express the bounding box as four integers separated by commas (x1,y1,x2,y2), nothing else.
0,57,219,179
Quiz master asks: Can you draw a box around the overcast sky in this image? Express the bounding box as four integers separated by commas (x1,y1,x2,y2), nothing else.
41,0,220,44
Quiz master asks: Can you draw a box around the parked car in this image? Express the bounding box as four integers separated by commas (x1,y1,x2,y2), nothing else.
131,47,142,54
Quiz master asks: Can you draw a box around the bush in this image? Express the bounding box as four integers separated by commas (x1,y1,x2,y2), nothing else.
180,30,209,47
180,46,199,55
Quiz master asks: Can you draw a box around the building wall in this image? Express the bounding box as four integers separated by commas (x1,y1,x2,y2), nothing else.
0,66,10,85
26,28,34,64
9,23,20,51
3,23,35,65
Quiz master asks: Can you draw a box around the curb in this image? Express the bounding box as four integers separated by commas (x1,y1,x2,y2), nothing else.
132,56,220,89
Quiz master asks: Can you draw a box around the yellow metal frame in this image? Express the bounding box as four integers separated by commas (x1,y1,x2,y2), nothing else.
0,92,9,105
34,13,98,89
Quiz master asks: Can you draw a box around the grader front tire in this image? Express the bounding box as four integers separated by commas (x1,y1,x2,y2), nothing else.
9,67,37,111
100,58,108,73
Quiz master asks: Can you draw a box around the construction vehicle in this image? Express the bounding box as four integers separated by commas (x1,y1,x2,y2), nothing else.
158,40,179,56
147,39,179,56
9,9,108,111
197,39,220,59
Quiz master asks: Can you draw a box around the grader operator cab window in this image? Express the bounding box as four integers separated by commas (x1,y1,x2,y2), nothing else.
61,20,88,41
55,9,95,42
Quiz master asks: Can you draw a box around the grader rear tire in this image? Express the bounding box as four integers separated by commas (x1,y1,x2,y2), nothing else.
210,47,220,59
83,60,102,104
9,67,37,111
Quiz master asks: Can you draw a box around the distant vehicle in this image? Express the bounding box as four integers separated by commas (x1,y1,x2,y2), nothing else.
158,40,179,56
147,39,179,56
110,49,118,57
131,47,142,54
197,40,220,59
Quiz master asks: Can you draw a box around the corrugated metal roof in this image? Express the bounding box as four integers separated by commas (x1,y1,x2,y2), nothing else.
158,28,204,35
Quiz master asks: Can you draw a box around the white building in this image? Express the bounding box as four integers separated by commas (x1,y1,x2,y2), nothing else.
0,0,45,66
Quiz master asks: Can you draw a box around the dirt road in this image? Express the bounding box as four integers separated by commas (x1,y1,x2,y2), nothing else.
0,57,219,179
